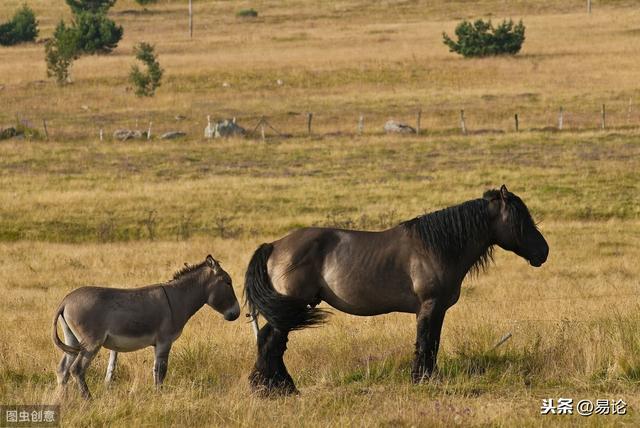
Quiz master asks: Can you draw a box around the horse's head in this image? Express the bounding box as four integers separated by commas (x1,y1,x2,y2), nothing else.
202,255,240,320
485,185,549,267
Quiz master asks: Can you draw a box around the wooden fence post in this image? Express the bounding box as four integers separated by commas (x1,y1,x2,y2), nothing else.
416,108,422,135
42,119,49,140
514,114,519,132
601,104,606,130
260,118,266,141
358,115,364,135
147,121,152,140
587,0,592,14
307,112,313,135
558,107,564,130
99,128,103,141
188,0,193,39
460,109,467,135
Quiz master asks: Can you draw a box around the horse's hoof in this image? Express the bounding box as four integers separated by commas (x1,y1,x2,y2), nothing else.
411,371,431,384
263,384,299,398
249,371,299,397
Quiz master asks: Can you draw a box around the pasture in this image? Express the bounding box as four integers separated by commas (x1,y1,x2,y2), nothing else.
1,0,639,426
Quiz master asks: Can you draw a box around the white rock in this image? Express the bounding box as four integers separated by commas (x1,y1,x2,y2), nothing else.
383,120,416,134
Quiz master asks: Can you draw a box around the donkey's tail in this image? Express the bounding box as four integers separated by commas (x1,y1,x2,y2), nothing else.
52,305,82,354
244,243,328,332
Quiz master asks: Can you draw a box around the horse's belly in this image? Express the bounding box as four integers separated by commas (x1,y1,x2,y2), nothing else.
104,333,155,352
320,275,419,316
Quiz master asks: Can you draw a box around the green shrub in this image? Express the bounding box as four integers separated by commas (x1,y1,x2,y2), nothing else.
72,11,123,54
236,8,258,18
65,0,116,15
0,4,39,46
0,23,15,46
443,19,525,58
129,42,163,97
45,21,78,85
135,0,158,5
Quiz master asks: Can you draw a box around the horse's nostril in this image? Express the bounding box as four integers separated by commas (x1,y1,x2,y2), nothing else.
224,304,240,321
225,311,240,321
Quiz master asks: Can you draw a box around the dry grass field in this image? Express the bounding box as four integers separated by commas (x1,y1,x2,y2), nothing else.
1,0,639,426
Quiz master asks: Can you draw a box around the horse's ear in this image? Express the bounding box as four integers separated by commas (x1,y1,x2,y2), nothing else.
500,184,509,201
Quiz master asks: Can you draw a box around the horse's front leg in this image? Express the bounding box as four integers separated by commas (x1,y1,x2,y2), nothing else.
412,300,446,383
153,342,172,389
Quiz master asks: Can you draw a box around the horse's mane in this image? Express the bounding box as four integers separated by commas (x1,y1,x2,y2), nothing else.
172,260,208,281
401,197,494,275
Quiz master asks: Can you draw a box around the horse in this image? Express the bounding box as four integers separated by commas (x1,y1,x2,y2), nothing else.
52,255,240,399
244,185,548,394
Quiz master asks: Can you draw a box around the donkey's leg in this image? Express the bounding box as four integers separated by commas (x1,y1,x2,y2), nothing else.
105,351,118,384
70,346,100,400
412,300,447,383
56,320,81,388
153,342,172,389
249,323,297,395
56,354,76,388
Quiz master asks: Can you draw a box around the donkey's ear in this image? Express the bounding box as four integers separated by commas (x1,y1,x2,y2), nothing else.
206,255,221,273
206,255,215,267
500,184,509,201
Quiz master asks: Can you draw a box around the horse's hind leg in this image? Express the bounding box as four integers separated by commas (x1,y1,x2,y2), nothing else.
249,323,297,395
105,350,118,384
412,300,447,383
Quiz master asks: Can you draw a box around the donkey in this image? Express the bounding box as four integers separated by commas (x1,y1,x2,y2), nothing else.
52,255,240,399
245,185,549,394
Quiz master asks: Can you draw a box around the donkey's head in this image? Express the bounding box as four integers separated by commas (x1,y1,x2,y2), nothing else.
202,255,240,320
485,185,549,267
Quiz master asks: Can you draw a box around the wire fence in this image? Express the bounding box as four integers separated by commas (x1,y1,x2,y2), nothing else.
6,97,640,142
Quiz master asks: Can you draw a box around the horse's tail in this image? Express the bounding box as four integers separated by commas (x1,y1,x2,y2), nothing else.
52,304,82,355
244,243,328,332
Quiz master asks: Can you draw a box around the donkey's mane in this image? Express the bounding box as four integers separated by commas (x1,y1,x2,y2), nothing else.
401,197,494,275
172,260,208,281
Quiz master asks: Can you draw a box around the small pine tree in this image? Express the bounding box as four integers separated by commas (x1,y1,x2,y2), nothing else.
0,4,39,46
72,11,123,54
45,21,78,85
443,19,525,58
129,42,163,97
65,0,116,15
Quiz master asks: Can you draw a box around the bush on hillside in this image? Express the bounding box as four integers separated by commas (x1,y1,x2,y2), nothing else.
72,11,123,54
65,0,116,15
129,42,163,97
236,9,258,18
45,21,79,85
0,4,39,46
442,19,525,58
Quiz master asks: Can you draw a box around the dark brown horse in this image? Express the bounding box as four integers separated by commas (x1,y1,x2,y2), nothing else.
245,185,548,394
